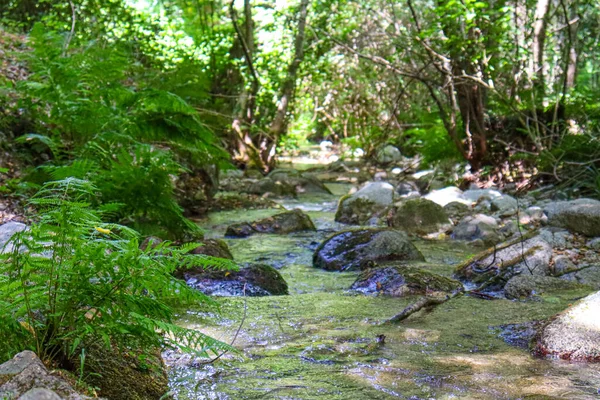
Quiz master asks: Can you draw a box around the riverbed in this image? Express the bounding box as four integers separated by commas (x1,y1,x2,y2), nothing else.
167,186,600,399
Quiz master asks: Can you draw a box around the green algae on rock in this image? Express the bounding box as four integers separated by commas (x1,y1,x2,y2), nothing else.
313,228,424,271
351,265,463,297
225,209,316,237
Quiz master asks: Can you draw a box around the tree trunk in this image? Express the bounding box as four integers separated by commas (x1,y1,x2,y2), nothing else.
264,0,310,169
531,0,551,97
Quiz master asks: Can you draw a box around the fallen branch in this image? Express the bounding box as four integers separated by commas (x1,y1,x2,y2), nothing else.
384,290,463,324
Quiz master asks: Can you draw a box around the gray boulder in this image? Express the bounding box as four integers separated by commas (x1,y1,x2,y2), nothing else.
535,290,600,361
351,266,462,297
462,188,502,203
395,181,420,197
313,228,424,271
490,195,518,217
504,274,590,299
335,182,394,225
451,214,500,245
376,145,401,164
560,266,600,289
0,221,27,253
455,235,553,286
543,198,600,236
0,351,84,400
226,209,316,237
388,198,452,235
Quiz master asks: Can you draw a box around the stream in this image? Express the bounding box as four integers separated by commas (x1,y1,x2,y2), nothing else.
167,184,600,399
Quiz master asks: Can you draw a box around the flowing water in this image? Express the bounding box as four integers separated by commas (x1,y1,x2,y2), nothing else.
167,186,600,399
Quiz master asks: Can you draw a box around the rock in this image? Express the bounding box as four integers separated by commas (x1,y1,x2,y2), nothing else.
543,198,600,236
388,198,452,235
0,351,84,400
247,178,296,197
189,239,234,259
538,227,574,249
423,186,467,207
490,195,518,217
351,266,462,297
184,263,288,296
496,321,543,349
375,145,401,165
19,388,62,400
504,274,590,299
395,181,420,197
455,235,553,286
0,221,27,253
443,201,472,221
335,182,394,225
551,254,576,275
519,206,544,225
80,343,168,400
462,188,502,203
139,236,163,251
313,228,424,272
587,238,600,251
451,214,500,245
268,169,332,195
560,266,600,289
225,209,316,237
535,290,600,361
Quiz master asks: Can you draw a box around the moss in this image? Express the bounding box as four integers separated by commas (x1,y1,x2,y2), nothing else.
78,342,168,400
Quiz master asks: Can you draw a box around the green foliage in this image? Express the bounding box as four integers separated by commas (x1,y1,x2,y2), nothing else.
404,119,462,166
0,178,237,366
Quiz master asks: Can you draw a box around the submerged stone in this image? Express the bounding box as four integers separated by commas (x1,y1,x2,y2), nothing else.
184,263,288,296
535,290,600,362
351,265,462,297
225,209,316,237
388,198,452,235
313,228,424,272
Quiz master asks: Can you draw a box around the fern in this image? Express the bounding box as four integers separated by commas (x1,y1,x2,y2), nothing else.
0,178,237,367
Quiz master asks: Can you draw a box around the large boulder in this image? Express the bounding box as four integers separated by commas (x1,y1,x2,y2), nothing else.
455,234,553,286
462,188,502,203
443,201,472,222
184,263,288,296
247,178,296,197
189,239,234,259
375,145,402,165
0,221,26,253
560,266,600,289
504,274,591,300
351,266,462,297
335,182,394,225
0,351,84,400
451,214,501,245
535,290,600,361
313,228,424,272
543,198,600,236
225,209,316,237
388,198,452,235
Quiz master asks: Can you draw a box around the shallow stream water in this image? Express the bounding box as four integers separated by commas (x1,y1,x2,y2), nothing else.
168,185,600,399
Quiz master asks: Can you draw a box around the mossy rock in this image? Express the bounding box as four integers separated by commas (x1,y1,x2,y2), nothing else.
351,266,463,297
504,275,592,300
183,263,288,296
335,182,394,225
247,178,296,197
388,198,451,235
225,209,316,237
313,228,424,272
79,342,168,400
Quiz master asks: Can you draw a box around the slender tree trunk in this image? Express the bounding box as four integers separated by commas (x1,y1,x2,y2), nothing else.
265,0,310,169
531,0,551,97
